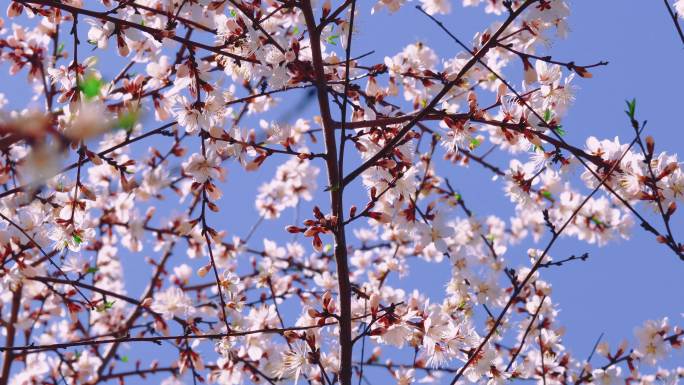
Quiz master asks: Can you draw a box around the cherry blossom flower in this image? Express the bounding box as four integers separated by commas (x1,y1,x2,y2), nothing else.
151,287,195,320
634,318,671,365
676,0,684,15
421,0,453,15
275,342,312,385
182,151,224,183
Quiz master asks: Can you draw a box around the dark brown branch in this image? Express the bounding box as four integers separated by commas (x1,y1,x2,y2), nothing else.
505,296,546,371
663,0,684,45
0,286,22,385
300,1,354,384
18,0,258,63
448,128,640,385
340,0,539,188
0,122,175,201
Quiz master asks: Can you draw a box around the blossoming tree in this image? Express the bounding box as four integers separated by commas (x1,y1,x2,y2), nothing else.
1,0,683,385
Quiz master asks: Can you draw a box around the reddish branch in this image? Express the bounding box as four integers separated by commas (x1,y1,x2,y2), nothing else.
420,4,684,260
300,1,354,384
94,242,176,380
448,125,641,385
340,0,539,188
0,303,402,353
17,0,258,63
0,122,176,201
0,286,22,385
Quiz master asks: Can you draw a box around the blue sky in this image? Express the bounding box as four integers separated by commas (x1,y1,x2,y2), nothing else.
2,1,683,384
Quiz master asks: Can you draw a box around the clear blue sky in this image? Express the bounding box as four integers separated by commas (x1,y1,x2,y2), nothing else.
2,1,683,383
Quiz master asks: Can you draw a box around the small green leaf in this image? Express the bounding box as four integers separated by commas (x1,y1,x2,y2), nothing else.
293,26,300,35
96,300,116,313
553,125,566,136
326,34,339,45
72,234,83,245
120,355,129,363
543,109,553,123
230,9,237,17
625,98,636,119
590,216,604,227
56,43,65,55
86,266,99,274
453,192,461,201
118,109,140,132
541,190,553,200
457,300,467,310
323,244,332,253
80,75,103,100
469,137,481,150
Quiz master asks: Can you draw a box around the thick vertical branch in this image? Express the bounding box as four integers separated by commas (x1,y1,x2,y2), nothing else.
1,285,22,385
300,1,352,384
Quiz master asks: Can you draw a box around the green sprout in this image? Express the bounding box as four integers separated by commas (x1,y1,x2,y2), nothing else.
79,75,103,100
625,98,637,119
553,125,566,136
118,109,140,132
326,34,339,45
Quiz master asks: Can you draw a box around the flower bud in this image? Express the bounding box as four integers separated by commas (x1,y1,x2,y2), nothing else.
308,308,320,318
312,234,323,252
197,263,212,278
366,211,390,223
646,135,655,157
370,293,380,318
667,201,677,218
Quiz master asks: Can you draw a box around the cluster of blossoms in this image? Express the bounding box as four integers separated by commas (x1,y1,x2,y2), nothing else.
0,1,683,385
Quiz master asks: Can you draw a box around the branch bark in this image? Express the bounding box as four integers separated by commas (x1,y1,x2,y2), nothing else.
300,1,353,384
0,285,22,385
18,0,257,63
340,0,539,188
